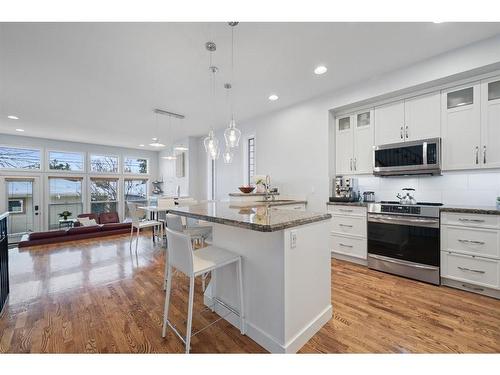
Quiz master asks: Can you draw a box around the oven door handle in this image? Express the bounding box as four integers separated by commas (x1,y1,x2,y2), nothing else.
368,254,438,270
368,213,439,228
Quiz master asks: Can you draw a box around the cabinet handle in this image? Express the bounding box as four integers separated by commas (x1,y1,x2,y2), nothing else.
400,126,403,140
353,158,357,171
483,145,487,164
458,218,485,223
339,243,353,248
461,284,484,292
458,239,485,245
405,125,409,139
457,266,485,274
475,146,479,164
339,224,353,228
339,208,353,212
350,158,353,171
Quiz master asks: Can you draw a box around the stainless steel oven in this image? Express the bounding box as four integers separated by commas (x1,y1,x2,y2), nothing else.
367,202,441,285
373,138,441,176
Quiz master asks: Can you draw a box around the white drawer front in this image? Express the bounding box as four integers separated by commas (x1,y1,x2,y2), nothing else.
274,204,306,211
331,234,367,260
327,205,366,217
441,252,500,289
441,212,500,229
331,215,366,237
441,226,500,259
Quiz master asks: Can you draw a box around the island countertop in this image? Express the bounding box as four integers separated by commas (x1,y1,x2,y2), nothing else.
168,201,331,232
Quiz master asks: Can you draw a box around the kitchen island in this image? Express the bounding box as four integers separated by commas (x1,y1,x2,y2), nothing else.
168,201,332,353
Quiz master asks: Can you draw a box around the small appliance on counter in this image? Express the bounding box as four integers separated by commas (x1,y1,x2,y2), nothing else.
329,175,358,202
362,191,375,202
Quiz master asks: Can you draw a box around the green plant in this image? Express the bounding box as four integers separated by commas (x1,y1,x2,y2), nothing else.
58,210,72,220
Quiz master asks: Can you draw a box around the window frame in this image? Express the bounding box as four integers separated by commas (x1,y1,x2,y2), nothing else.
0,144,42,171
246,136,256,185
89,154,120,174
89,176,120,215
46,149,86,173
123,178,149,219
47,175,85,229
123,156,149,175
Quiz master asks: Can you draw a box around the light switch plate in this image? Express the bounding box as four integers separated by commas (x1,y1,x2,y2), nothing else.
290,230,297,248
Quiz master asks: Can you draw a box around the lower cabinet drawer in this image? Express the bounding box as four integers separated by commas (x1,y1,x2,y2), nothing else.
331,215,366,237
331,234,367,260
327,205,366,217
441,212,500,229
441,225,500,258
441,251,500,289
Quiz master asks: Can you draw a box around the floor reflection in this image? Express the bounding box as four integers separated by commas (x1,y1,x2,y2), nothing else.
9,234,163,306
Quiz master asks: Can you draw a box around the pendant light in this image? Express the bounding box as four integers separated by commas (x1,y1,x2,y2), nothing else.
222,146,234,164
203,42,220,160
223,22,241,148
161,115,177,160
149,112,165,147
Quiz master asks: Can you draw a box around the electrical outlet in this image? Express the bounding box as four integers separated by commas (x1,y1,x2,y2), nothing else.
290,230,297,249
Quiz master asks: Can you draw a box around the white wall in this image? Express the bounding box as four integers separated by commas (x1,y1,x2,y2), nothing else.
188,34,500,212
0,133,159,230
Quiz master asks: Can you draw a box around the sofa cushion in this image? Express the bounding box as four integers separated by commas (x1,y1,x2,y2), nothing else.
78,213,99,222
100,222,132,231
67,225,102,235
29,230,67,240
99,212,120,224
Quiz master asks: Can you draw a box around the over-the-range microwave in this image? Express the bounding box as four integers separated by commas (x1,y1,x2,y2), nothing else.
373,138,441,176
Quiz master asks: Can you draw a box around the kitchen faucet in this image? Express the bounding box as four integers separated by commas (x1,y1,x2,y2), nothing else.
264,175,274,201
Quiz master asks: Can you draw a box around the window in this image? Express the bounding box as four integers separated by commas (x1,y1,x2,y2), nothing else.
48,151,84,171
124,157,148,174
0,146,41,170
48,177,83,229
247,137,255,184
124,179,148,219
90,154,119,173
90,178,119,215
8,199,25,214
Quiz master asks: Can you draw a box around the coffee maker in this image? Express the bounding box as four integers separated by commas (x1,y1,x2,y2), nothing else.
330,175,358,202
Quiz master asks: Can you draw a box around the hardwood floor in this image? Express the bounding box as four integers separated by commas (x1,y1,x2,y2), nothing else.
0,233,499,353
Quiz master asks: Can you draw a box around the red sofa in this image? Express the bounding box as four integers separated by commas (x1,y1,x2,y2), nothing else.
18,212,132,248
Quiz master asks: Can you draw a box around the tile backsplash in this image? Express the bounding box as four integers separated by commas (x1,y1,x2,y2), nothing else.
356,170,500,206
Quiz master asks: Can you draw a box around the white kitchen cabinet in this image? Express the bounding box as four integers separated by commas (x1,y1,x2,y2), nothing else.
441,211,500,299
335,115,354,175
335,110,373,175
374,100,404,145
404,92,441,141
353,110,374,174
441,82,481,170
481,76,500,169
327,204,367,265
374,92,441,146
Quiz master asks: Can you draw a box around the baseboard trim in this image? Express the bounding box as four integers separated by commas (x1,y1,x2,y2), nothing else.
203,294,332,353
331,252,368,266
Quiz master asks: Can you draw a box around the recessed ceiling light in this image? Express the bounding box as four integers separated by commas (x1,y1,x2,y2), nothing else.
174,145,189,151
7,115,19,120
15,128,25,132
149,138,165,147
314,65,328,75
268,94,279,101
138,144,145,147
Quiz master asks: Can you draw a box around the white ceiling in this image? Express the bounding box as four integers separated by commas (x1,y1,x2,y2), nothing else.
1,22,500,150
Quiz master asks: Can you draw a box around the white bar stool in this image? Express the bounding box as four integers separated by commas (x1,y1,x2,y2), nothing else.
162,227,245,354
127,202,164,251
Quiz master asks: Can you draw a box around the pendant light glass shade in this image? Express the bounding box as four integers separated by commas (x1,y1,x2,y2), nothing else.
224,118,241,148
222,146,234,164
204,130,219,154
209,143,220,160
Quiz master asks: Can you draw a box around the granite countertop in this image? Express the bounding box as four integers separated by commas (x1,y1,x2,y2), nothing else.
326,201,368,207
169,201,331,232
440,205,500,216
230,200,307,208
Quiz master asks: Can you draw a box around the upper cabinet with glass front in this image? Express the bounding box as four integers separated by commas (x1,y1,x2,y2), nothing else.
441,82,481,170
335,109,374,175
480,76,500,169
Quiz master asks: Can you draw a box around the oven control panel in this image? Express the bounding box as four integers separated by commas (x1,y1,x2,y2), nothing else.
381,205,421,215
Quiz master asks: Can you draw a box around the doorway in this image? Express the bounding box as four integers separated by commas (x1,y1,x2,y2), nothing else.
3,177,41,243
